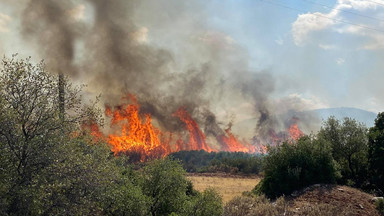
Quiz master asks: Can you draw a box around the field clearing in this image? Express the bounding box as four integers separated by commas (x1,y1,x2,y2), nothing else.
187,174,261,203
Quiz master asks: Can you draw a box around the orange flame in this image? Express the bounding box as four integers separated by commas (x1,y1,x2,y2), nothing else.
81,119,104,143
84,94,298,159
220,128,268,154
220,128,254,153
173,107,215,152
288,117,304,140
106,94,171,161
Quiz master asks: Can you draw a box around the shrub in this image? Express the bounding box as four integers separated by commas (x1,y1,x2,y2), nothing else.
318,117,369,187
142,158,189,216
254,136,337,198
191,188,223,216
169,150,263,175
376,198,384,215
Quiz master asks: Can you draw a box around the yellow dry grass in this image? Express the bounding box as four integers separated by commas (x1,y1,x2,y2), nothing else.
187,174,261,203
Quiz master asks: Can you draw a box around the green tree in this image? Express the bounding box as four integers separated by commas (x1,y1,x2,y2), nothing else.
368,112,384,195
0,55,78,214
318,117,369,186
254,136,337,198
0,55,118,215
142,158,189,216
190,188,223,216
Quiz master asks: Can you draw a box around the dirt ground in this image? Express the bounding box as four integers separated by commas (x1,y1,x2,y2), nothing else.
188,174,381,215
287,184,381,216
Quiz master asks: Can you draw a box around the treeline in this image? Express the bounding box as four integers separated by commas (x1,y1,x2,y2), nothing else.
169,151,263,174
254,115,384,199
0,56,223,215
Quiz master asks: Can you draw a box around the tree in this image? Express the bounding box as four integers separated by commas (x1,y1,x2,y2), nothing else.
318,117,369,186
0,55,107,214
254,136,337,198
368,112,384,195
190,188,223,216
142,158,189,216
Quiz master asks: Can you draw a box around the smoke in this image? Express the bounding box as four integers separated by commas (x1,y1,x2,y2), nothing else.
17,0,312,144
21,0,81,76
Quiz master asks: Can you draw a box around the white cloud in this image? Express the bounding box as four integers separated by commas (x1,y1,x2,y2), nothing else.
336,58,345,65
0,13,11,33
291,0,384,49
292,12,335,45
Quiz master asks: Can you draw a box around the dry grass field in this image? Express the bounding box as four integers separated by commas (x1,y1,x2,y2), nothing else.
187,173,261,203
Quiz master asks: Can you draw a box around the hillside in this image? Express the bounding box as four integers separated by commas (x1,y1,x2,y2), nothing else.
306,107,377,128
288,184,380,216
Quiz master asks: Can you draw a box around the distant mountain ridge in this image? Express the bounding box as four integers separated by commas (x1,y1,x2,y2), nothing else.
302,107,378,128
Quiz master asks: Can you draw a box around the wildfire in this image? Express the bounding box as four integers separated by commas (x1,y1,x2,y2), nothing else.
173,107,215,152
220,128,255,153
80,119,104,143
105,94,171,161
288,117,304,140
84,94,304,160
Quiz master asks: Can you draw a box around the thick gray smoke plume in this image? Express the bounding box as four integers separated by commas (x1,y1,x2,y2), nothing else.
21,0,80,76
18,0,310,144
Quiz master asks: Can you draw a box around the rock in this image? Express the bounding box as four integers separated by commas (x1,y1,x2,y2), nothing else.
337,188,344,192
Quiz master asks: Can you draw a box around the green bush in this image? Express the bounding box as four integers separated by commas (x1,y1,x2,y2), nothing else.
169,150,263,174
318,117,369,188
191,188,223,216
376,198,384,215
142,158,189,216
254,136,337,198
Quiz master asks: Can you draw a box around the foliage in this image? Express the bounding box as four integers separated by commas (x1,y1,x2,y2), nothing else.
101,162,150,216
190,188,223,216
169,150,263,175
0,55,104,215
368,112,384,195
318,116,369,187
376,198,384,215
142,158,189,216
254,136,337,198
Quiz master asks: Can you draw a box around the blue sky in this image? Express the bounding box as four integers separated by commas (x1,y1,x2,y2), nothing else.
0,0,384,114
198,0,384,113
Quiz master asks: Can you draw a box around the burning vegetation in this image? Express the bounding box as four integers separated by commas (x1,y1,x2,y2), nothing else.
17,0,311,162
87,94,304,161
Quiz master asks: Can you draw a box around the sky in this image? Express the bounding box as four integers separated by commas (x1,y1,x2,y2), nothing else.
0,0,384,115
